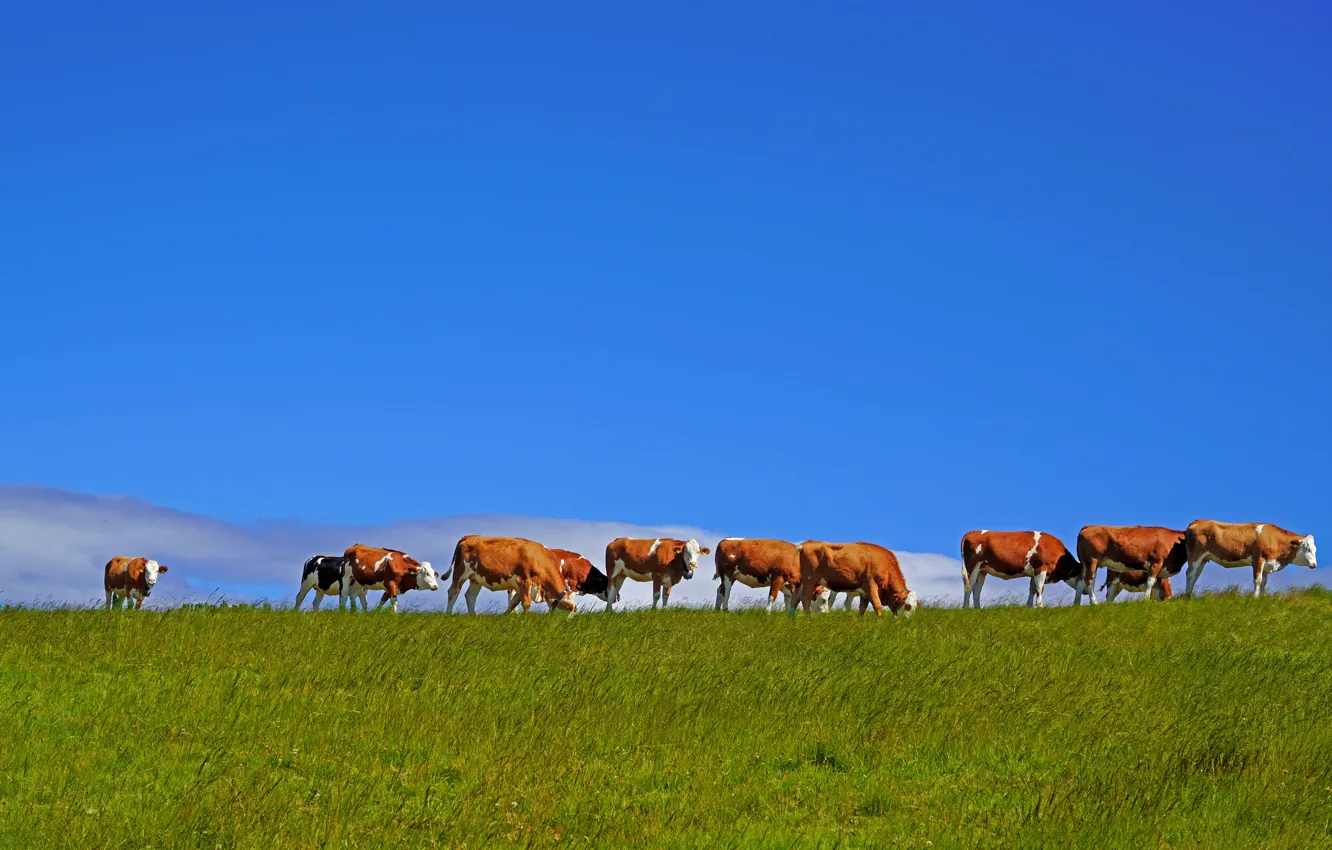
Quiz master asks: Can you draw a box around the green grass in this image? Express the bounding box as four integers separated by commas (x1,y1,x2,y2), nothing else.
2,591,1332,848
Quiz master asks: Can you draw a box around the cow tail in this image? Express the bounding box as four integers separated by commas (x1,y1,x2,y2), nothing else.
444,539,463,582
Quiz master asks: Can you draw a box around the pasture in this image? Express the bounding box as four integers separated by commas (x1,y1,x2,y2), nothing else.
2,591,1330,848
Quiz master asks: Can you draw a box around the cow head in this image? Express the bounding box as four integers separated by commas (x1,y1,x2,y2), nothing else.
554,589,577,613
673,539,711,580
808,586,833,613
412,561,440,591
579,566,611,602
1292,535,1317,569
1052,552,1082,583
144,560,167,592
892,589,919,617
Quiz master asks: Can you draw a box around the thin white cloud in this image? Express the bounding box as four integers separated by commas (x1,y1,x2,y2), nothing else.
0,486,1316,611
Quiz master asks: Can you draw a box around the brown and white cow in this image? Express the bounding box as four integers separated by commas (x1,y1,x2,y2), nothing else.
604,537,710,611
343,544,441,613
104,556,169,610
713,538,805,612
448,536,576,614
1184,520,1317,598
795,541,918,617
1102,568,1173,602
1076,526,1188,604
959,530,1083,609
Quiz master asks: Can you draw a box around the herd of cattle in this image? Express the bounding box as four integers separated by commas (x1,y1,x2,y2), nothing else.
101,519,1318,614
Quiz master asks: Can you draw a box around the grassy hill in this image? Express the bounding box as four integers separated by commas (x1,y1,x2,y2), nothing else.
2,591,1331,848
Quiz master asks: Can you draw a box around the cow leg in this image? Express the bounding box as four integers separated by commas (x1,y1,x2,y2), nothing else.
604,567,622,612
1184,556,1208,597
1032,572,1048,608
464,581,483,614
866,582,883,617
651,578,662,610
105,590,114,611
1106,581,1122,603
962,565,973,609
970,570,987,609
134,597,145,611
294,576,315,611
503,588,523,613
446,580,463,614
767,577,784,613
1079,559,1099,606
661,579,673,608
1252,564,1265,598
1143,562,1164,602
714,576,726,611
1261,567,1271,596
858,594,870,615
312,591,324,612
843,593,855,611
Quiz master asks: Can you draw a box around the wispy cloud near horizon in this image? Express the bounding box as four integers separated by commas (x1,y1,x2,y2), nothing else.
0,486,1314,611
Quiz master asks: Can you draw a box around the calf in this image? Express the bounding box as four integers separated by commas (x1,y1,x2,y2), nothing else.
1102,568,1173,602
1184,520,1317,598
1076,526,1188,604
104,556,169,610
960,530,1083,609
294,555,349,611
796,541,918,617
448,536,576,613
713,538,804,612
604,537,710,611
812,587,850,613
344,544,441,613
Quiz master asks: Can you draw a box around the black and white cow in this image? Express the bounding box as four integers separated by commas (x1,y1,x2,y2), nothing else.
294,555,350,611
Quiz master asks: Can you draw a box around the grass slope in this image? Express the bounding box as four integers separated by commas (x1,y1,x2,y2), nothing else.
2,592,1331,848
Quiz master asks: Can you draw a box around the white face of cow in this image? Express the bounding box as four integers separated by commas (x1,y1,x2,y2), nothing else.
415,562,439,591
899,590,919,617
809,587,832,613
144,560,161,589
680,539,703,579
1294,536,1317,569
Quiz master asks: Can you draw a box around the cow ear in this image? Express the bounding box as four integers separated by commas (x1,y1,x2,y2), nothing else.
158,565,169,573
700,547,711,555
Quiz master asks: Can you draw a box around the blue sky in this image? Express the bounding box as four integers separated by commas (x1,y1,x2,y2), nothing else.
2,1,1328,558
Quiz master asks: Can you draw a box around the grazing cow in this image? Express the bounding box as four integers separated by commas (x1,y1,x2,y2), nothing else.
343,544,442,613
294,555,349,611
1102,568,1173,602
104,556,169,610
959,530,1084,609
447,536,576,613
795,541,918,617
713,538,806,612
604,537,711,611
505,547,609,609
1184,520,1317,598
1076,526,1188,604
